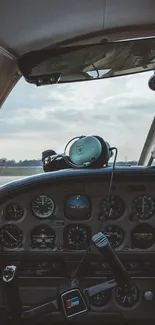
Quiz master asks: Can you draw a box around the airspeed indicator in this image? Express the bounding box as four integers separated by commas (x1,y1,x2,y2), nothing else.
32,195,55,218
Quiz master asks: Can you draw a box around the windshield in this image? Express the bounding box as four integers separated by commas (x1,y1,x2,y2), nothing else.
0,71,154,177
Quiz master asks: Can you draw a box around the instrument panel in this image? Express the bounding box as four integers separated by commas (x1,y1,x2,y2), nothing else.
1,179,155,252
1,169,155,322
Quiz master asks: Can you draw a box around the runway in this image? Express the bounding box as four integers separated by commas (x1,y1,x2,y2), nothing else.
0,176,26,186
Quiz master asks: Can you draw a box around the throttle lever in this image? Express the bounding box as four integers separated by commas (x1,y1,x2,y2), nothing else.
92,232,130,286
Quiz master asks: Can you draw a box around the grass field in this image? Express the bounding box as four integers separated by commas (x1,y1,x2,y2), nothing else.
0,166,43,176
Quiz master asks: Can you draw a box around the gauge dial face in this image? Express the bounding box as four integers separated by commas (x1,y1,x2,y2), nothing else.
5,203,24,221
64,224,91,250
65,195,90,220
31,225,56,249
115,283,139,307
104,225,124,248
0,224,23,248
131,223,155,249
90,291,110,307
32,195,55,218
100,195,125,220
132,195,155,219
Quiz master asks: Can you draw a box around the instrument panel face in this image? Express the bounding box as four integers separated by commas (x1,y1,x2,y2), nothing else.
1,179,155,252
31,225,56,249
1,173,155,323
63,224,91,250
99,194,125,220
31,195,55,219
64,194,91,220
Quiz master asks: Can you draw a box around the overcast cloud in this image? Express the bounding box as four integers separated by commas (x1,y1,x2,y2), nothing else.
0,71,154,161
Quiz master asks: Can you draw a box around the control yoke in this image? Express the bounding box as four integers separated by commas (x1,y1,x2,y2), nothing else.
3,233,130,321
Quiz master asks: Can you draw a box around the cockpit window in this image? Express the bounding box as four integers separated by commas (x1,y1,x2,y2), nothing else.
0,71,154,172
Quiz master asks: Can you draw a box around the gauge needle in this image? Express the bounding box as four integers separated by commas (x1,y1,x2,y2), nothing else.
109,208,112,217
122,296,126,303
5,230,17,242
13,205,17,217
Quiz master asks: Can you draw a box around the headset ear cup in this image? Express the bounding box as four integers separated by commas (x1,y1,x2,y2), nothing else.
69,136,102,166
148,74,155,91
92,136,109,166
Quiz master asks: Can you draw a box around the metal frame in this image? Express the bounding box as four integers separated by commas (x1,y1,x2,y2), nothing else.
138,117,155,166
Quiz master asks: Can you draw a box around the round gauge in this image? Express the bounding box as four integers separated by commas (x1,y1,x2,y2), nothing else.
64,224,91,250
100,195,125,220
31,225,56,249
5,203,24,221
115,283,139,307
131,223,155,249
90,290,110,307
104,225,124,248
0,224,23,248
31,195,55,218
65,195,90,220
132,195,155,220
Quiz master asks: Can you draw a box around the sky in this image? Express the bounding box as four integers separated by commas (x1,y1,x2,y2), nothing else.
0,71,155,161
